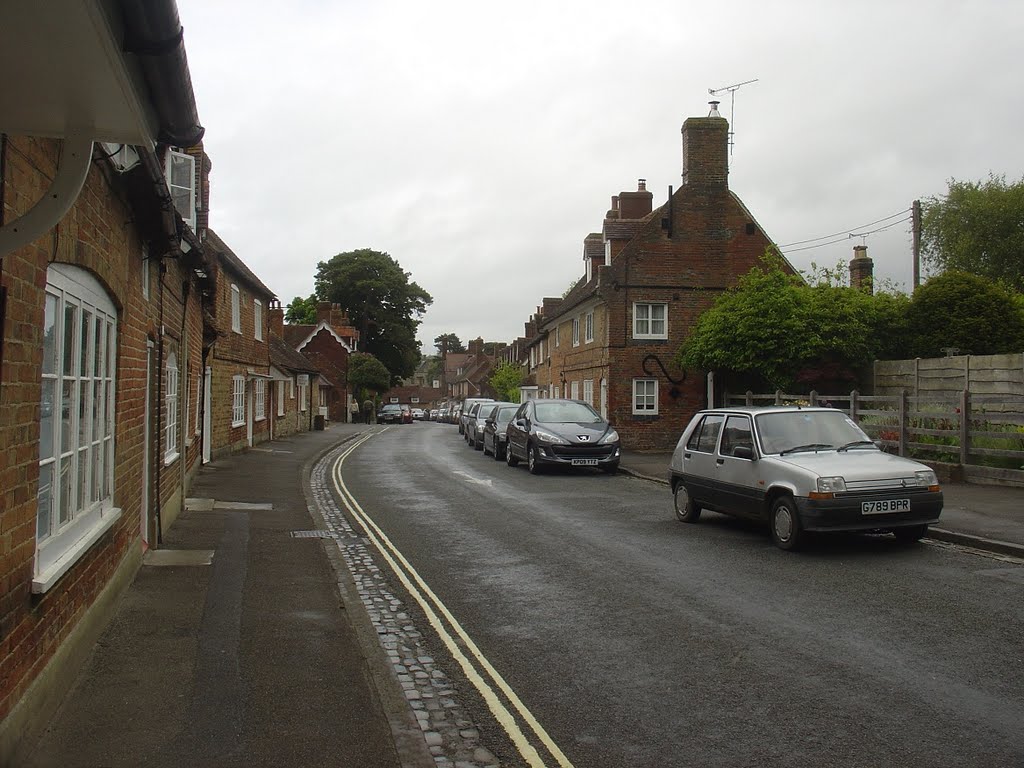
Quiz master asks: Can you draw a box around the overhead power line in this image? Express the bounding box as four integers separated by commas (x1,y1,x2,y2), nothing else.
779,209,911,249
781,215,912,254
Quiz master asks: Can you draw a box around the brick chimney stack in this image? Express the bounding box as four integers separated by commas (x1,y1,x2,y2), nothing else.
849,245,874,293
618,179,653,219
682,116,729,187
468,337,484,357
268,300,284,337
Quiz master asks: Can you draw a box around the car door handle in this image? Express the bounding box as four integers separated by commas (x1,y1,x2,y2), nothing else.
716,458,725,465
683,452,691,459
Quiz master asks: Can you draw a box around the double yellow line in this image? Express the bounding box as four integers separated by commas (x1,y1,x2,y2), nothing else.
331,432,574,768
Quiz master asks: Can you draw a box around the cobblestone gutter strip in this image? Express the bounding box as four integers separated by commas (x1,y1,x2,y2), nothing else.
308,444,501,768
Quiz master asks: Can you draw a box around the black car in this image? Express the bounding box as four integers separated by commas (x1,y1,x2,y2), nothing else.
377,404,406,424
505,399,620,474
482,402,520,460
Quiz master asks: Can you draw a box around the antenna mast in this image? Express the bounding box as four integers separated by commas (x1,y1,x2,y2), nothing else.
708,78,759,154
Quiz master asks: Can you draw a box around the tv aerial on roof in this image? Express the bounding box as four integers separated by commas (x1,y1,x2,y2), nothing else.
708,78,759,155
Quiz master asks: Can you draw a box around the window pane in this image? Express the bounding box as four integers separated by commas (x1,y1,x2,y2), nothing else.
94,318,105,380
37,463,53,540
43,294,58,375
104,436,113,498
79,446,90,512
80,309,92,377
40,379,55,458
59,454,73,525
63,303,77,376
61,379,75,454
108,321,116,377
79,380,91,447
92,442,103,503
93,379,104,440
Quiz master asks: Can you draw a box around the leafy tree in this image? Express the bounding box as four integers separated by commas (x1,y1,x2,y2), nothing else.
285,295,317,324
921,174,1024,290
677,253,909,391
348,352,391,400
314,249,432,384
434,333,465,355
489,362,523,402
905,271,1024,357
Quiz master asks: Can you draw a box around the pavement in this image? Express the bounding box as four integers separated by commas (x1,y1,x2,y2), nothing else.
19,426,1024,767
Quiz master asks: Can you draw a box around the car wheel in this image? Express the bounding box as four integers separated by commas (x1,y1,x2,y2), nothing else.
474,436,483,451
483,437,492,456
770,496,803,551
493,443,504,462
893,524,928,544
527,443,543,475
506,443,519,467
673,483,701,523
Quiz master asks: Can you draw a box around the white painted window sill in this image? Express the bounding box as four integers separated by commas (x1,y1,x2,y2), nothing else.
33,507,123,593
163,450,180,467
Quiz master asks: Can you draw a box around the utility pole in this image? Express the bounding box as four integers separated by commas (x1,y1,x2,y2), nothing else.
708,78,758,155
912,199,922,289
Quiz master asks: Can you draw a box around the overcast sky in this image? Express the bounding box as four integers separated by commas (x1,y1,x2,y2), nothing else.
175,0,1023,355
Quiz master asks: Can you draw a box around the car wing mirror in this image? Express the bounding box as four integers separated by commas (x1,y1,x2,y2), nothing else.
515,418,527,427
733,445,756,460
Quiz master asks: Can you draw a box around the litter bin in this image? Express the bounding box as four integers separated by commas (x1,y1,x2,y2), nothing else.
313,414,325,430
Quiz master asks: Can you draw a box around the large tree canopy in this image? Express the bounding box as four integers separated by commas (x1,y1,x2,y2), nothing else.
677,255,909,391
434,333,465,355
905,271,1024,357
922,174,1024,291
285,295,317,324
314,249,432,384
347,352,391,398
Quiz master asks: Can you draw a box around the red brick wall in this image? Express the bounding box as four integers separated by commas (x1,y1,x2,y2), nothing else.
0,135,206,726
295,329,350,423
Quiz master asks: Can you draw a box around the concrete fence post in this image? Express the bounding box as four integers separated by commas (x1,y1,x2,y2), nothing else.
850,390,859,422
775,389,783,406
898,389,908,457
959,389,969,465
706,371,715,408
810,390,819,406
745,390,753,406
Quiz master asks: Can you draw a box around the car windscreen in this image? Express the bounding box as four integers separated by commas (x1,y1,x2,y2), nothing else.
754,410,872,455
534,401,601,423
381,405,402,412
495,406,518,424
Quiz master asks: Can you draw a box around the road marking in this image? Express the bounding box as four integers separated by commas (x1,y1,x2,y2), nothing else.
451,470,493,487
332,433,574,768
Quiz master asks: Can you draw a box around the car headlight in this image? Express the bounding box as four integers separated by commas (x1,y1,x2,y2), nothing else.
915,470,939,488
599,429,619,444
816,476,847,494
533,428,568,445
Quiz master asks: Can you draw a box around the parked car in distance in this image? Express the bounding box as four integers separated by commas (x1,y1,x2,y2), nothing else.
669,406,944,551
458,397,494,435
470,401,516,451
429,408,440,421
411,408,426,420
505,399,620,475
377,404,406,424
482,403,520,460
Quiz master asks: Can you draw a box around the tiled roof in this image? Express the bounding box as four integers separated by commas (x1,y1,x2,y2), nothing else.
205,229,275,299
269,335,319,374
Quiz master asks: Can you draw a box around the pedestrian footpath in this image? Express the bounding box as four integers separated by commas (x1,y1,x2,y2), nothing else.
23,423,434,768
619,450,1024,558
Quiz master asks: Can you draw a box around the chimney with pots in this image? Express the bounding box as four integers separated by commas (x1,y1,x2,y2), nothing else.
618,178,653,219
468,337,484,357
268,299,284,337
682,113,729,187
849,245,874,293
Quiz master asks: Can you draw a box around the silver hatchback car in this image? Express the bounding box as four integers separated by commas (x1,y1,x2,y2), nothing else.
669,406,943,550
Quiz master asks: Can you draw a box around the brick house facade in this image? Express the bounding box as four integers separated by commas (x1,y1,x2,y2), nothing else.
203,229,274,459
531,115,790,450
282,303,358,424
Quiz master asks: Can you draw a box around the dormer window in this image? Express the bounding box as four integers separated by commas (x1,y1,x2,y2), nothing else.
165,149,196,231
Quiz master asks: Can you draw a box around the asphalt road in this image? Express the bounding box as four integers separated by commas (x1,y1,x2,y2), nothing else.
339,422,1024,768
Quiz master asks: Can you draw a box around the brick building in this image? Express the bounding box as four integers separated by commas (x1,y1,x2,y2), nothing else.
268,317,321,438
0,5,213,760
282,302,358,423
523,114,792,449
203,229,275,459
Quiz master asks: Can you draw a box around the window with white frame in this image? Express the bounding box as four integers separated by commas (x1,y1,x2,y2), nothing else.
572,317,580,347
554,325,560,348
633,303,668,339
277,382,285,416
554,386,560,399
254,299,263,341
570,380,579,400
411,397,420,403
182,360,190,443
231,284,241,333
165,149,196,230
195,372,202,435
36,264,118,587
583,379,593,405
584,311,594,343
141,244,150,301
165,352,179,462
633,379,658,414
232,375,245,426
254,379,266,421
299,376,309,412
289,378,295,399
604,240,612,266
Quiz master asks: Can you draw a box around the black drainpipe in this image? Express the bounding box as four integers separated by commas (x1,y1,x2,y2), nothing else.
154,258,166,545
178,278,190,511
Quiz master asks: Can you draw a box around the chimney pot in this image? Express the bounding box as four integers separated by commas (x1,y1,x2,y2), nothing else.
638,178,646,191
708,100,721,117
